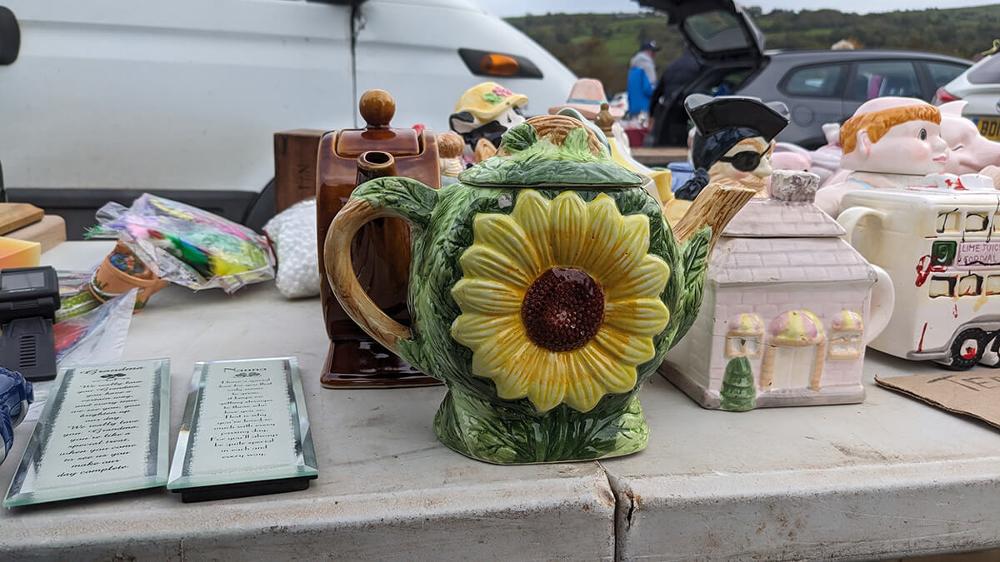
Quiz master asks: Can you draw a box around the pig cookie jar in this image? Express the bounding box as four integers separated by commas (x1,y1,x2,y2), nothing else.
316,89,440,389
325,116,755,464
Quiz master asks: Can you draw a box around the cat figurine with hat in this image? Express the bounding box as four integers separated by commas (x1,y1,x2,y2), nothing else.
676,94,790,200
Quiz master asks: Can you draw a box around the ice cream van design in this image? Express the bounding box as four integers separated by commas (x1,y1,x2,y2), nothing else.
838,174,1000,369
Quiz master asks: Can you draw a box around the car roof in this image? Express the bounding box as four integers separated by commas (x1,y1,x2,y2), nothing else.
764,49,971,65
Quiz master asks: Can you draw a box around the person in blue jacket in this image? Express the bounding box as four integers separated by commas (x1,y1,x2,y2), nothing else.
627,40,659,117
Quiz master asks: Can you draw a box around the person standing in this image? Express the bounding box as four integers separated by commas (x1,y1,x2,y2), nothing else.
650,46,703,146
627,40,659,118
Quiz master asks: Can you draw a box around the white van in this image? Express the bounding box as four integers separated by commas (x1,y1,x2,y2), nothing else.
839,179,1000,369
0,0,576,236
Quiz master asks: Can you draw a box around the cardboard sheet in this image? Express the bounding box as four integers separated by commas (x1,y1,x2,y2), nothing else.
876,372,1000,430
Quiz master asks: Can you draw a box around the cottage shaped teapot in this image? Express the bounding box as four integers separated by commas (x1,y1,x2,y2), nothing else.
325,116,755,464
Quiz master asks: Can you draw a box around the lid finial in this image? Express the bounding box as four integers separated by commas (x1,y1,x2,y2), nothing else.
359,89,395,129
769,170,820,203
595,102,615,134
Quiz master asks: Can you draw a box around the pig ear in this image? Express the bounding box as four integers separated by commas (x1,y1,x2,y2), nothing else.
939,101,968,116
858,130,873,158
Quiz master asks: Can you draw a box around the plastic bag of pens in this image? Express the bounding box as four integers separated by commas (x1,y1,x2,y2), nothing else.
88,194,275,293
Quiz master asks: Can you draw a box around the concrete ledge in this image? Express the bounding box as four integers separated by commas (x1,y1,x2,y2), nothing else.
610,457,1000,561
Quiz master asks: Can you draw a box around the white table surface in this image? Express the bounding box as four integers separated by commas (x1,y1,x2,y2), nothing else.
1,242,998,561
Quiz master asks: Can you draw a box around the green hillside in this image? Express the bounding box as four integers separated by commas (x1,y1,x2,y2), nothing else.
507,5,1000,94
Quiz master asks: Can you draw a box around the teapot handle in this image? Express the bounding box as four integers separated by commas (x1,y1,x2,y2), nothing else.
323,177,437,355
837,205,885,247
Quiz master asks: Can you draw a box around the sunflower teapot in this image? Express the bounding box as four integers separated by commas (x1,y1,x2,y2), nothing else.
325,116,755,464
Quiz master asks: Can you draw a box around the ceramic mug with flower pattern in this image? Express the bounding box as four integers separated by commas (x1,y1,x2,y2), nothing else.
325,116,755,464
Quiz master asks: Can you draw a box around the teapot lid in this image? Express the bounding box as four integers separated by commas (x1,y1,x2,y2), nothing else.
458,120,644,188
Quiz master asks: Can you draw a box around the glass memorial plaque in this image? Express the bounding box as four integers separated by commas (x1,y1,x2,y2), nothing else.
4,359,171,508
167,357,318,502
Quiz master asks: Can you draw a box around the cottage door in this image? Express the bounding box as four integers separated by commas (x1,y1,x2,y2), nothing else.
771,346,816,389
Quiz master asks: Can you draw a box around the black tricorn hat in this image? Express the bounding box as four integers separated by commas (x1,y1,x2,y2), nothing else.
685,94,790,170
685,94,789,140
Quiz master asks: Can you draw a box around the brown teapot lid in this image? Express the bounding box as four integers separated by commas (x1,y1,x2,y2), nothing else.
335,89,420,157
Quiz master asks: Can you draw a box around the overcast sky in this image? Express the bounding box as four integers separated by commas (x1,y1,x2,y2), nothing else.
476,0,995,16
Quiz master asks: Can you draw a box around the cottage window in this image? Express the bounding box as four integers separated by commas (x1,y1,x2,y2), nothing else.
987,275,1000,296
829,333,863,360
828,310,865,360
726,335,761,359
966,212,989,233
935,210,960,233
725,313,764,359
929,275,956,298
957,274,983,297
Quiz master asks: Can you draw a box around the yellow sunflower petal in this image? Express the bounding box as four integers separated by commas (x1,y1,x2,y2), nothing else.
606,255,671,301
604,297,671,336
561,367,606,413
470,326,533,381
589,214,651,287
459,246,532,288
549,191,589,266
511,190,554,274
451,312,520,349
526,352,569,413
577,194,624,273
578,342,638,394
594,327,658,366
473,214,539,276
490,344,545,402
451,278,523,315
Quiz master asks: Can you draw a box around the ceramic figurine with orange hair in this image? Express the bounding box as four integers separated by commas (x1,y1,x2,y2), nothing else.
815,97,949,217
436,131,465,182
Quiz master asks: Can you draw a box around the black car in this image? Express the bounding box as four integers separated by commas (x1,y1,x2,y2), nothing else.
644,0,971,148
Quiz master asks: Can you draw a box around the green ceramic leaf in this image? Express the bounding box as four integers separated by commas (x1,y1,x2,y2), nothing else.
460,123,642,188
674,227,712,344
560,127,592,160
498,122,537,154
352,176,438,230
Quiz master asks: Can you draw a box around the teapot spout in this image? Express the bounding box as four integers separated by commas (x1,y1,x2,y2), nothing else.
672,182,756,249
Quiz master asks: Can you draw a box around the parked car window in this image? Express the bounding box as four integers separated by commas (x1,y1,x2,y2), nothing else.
926,62,968,88
782,64,845,97
683,10,751,53
848,61,921,101
968,55,1000,85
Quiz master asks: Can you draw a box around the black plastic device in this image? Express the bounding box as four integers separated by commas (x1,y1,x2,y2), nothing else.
0,266,60,381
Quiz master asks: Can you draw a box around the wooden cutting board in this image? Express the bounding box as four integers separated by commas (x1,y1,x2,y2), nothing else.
6,215,67,253
0,203,43,235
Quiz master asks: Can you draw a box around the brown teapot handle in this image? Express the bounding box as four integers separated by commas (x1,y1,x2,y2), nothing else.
323,199,412,354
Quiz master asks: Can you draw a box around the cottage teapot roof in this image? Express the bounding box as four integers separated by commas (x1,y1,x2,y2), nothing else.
709,171,876,286
722,170,846,238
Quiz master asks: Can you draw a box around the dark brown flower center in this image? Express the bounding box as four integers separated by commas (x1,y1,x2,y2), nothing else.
521,267,605,352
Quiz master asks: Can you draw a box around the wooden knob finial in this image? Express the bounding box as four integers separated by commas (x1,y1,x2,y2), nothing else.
359,89,395,128
595,102,615,134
